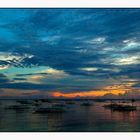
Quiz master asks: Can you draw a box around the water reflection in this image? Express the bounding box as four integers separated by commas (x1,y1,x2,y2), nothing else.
109,110,135,122
0,100,140,131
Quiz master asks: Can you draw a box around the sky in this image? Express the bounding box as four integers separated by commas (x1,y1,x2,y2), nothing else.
0,8,140,98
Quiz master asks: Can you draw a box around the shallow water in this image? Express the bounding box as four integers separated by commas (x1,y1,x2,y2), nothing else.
0,100,140,132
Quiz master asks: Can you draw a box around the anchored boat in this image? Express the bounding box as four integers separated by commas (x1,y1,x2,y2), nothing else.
81,101,93,106
5,104,29,110
103,103,137,111
34,104,67,113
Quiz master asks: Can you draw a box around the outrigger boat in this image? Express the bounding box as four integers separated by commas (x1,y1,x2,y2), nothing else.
104,103,136,111
16,100,32,104
53,102,66,107
32,100,42,106
81,100,93,106
34,104,67,113
5,104,29,110
66,101,76,104
103,100,137,111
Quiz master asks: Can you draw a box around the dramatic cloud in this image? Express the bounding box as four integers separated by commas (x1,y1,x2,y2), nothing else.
0,74,11,83
0,9,140,97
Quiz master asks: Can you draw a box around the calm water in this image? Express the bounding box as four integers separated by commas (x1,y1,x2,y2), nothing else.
0,100,140,132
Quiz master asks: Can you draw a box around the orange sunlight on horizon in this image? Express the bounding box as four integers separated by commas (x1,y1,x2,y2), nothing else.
52,88,129,98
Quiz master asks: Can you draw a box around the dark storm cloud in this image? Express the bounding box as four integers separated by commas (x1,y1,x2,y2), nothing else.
0,74,11,83
0,9,140,92
29,9,140,41
13,78,27,81
16,73,47,77
0,81,101,92
0,82,59,90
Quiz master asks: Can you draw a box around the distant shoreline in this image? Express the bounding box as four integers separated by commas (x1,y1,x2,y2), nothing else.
0,98,138,101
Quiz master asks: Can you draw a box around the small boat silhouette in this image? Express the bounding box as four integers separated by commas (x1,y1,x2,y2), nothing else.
5,104,29,110
103,103,137,111
81,101,93,106
34,104,67,113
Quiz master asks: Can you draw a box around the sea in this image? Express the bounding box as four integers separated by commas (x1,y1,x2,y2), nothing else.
0,99,140,132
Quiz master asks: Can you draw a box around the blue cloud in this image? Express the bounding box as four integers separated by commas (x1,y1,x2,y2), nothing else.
0,9,140,93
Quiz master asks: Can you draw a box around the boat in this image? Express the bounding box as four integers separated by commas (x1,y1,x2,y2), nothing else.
16,100,32,104
103,103,119,109
32,100,42,106
53,102,66,107
81,101,93,106
40,99,52,103
34,104,67,113
112,104,136,111
5,104,29,110
66,101,76,104
103,103,137,111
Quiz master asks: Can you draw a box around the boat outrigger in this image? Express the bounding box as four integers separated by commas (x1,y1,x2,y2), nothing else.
16,100,32,105
5,104,29,110
104,103,137,111
65,101,76,104
53,102,66,107
34,104,67,113
81,100,93,106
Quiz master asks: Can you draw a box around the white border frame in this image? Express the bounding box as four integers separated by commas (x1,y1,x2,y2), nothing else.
0,0,140,8
0,133,140,140
0,1,140,139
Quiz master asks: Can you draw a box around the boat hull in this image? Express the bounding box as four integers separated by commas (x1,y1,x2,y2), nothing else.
35,107,67,113
103,104,137,111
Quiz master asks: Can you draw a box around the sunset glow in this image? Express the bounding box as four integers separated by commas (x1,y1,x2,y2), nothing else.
52,89,128,98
